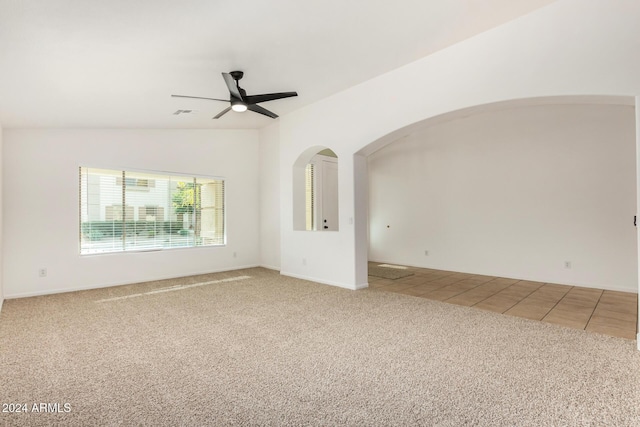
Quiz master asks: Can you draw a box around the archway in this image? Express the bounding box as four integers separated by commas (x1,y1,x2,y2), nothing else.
354,95,637,291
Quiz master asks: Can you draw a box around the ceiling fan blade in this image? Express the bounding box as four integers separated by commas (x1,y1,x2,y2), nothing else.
245,92,298,104
248,104,278,119
171,94,228,102
213,106,232,119
222,73,244,100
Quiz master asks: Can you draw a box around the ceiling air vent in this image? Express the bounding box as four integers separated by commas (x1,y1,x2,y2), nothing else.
173,109,196,115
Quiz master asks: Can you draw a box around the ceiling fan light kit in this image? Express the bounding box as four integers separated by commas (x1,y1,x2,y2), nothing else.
231,100,247,112
172,71,297,119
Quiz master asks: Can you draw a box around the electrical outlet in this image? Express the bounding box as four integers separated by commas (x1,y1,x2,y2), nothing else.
564,261,572,269
302,258,307,266
233,251,237,258
424,250,429,256
38,268,47,277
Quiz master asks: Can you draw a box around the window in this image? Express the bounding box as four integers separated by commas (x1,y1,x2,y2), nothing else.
79,167,225,254
116,177,155,190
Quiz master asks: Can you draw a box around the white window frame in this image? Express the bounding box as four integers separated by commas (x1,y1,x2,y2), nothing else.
79,166,226,255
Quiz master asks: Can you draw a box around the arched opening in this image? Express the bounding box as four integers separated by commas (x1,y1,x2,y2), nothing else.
355,95,637,294
293,147,339,231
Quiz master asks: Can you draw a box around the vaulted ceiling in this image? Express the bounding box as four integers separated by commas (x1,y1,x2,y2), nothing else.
0,0,556,129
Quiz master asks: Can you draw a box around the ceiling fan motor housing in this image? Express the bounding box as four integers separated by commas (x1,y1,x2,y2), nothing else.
229,71,244,81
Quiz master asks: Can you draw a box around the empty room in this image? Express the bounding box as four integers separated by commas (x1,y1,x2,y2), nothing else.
1,0,640,425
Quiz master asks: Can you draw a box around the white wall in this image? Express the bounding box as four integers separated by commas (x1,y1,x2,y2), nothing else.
368,103,637,291
277,0,640,290
259,123,281,270
3,129,260,298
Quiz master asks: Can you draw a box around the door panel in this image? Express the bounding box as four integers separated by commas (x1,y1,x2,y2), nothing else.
322,160,339,231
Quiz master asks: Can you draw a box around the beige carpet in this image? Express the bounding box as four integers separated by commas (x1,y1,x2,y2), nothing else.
1,267,639,426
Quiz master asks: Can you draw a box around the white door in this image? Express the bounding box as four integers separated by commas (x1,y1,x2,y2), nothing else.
321,160,339,231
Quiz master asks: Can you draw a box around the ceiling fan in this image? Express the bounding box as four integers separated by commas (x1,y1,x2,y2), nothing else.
171,71,298,119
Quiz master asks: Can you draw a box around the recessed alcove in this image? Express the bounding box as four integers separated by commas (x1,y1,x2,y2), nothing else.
292,147,339,231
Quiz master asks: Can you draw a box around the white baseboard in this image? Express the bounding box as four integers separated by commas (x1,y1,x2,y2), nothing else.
4,264,261,299
280,271,362,291
259,264,280,272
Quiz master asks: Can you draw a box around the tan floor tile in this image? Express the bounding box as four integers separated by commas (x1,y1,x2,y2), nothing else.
594,301,637,316
437,270,459,276
598,291,637,302
396,286,433,297
413,270,438,277
421,280,483,301
426,277,464,286
422,288,466,301
505,298,559,321
475,281,517,294
447,294,488,307
524,291,566,303
518,280,547,288
412,274,439,282
368,282,391,289
554,299,599,312
383,282,420,292
445,272,470,279
585,323,636,340
423,283,453,291
487,277,520,286
499,282,544,298
523,295,564,306
587,313,636,330
535,284,572,298
597,305,638,317
373,264,636,340
600,290,637,301
370,277,388,285
600,291,634,298
445,282,514,306
549,302,595,316
540,283,573,293
506,306,551,321
474,295,521,313
395,276,429,286
542,314,590,330
542,308,593,329
452,279,487,288
445,280,484,291
520,284,569,303
557,288,602,304
566,287,602,299
467,274,496,282
591,307,637,322
598,293,637,308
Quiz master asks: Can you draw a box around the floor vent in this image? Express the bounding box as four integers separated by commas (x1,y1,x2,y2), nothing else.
377,264,408,270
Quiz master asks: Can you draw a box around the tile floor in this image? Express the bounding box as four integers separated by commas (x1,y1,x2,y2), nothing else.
368,263,638,340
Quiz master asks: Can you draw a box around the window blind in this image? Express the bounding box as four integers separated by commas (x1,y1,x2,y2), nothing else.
305,163,314,231
79,167,225,254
